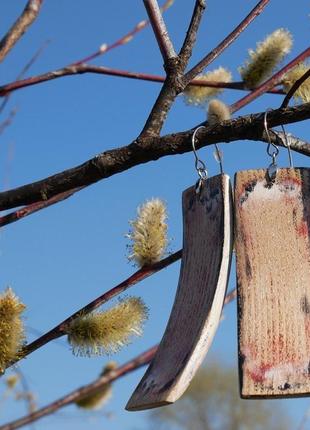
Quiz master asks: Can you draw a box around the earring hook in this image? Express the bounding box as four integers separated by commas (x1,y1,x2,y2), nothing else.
214,143,224,174
191,126,208,194
279,124,293,168
264,109,279,181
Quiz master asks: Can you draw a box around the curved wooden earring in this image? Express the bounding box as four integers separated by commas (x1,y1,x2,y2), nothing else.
126,173,233,411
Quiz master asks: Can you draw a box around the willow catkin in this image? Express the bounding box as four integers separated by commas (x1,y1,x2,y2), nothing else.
127,198,168,267
0,288,26,373
75,361,117,410
183,67,232,107
239,28,293,89
67,297,148,356
282,63,310,103
207,99,231,125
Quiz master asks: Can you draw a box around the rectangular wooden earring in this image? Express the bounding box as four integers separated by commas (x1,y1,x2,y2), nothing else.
235,167,310,398
126,158,233,410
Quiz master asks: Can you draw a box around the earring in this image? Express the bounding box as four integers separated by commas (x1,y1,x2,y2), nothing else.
235,110,310,397
126,126,233,411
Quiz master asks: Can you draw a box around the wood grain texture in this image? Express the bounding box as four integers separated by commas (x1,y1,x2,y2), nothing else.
126,174,233,411
235,168,310,398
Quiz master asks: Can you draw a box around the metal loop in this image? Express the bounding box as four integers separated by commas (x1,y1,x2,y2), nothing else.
264,109,279,159
214,143,224,174
279,124,293,168
192,126,208,182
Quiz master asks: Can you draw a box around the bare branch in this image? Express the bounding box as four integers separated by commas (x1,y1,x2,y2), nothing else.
0,108,17,136
0,40,50,114
3,123,305,229
0,187,82,228
231,46,310,112
270,130,310,156
143,0,176,61
139,0,269,138
280,67,310,109
72,0,175,65
179,0,206,64
184,0,270,84
0,103,309,211
0,287,237,430
6,251,181,369
0,65,284,98
0,0,44,64
0,346,158,430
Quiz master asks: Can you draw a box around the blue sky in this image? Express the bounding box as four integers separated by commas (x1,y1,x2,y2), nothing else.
0,1,309,429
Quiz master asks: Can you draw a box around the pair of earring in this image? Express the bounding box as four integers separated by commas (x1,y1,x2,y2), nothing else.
126,114,310,411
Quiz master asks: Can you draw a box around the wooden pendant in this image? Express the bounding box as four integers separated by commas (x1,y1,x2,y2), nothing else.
235,168,310,398
126,174,233,411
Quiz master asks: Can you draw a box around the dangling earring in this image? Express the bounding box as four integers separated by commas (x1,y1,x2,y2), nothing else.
126,126,233,411
235,110,310,398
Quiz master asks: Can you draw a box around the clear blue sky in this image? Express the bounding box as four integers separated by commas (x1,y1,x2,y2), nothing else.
0,1,309,429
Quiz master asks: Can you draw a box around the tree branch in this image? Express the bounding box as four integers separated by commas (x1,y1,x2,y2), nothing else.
6,251,182,369
0,187,82,228
231,46,310,112
143,0,176,61
0,108,17,136
280,67,310,109
0,287,237,430
0,0,44,64
0,346,158,430
72,0,175,65
178,0,206,64
0,40,50,114
139,0,207,138
0,65,284,98
0,103,309,211
184,0,270,84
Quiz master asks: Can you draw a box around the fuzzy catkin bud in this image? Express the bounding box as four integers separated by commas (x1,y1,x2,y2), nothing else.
183,67,232,108
67,297,148,357
75,362,117,410
5,374,19,389
127,198,168,267
0,288,25,373
282,63,310,103
239,28,293,89
207,99,231,125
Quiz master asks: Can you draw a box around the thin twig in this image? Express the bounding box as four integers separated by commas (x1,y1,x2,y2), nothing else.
140,0,269,137
0,40,50,114
0,187,82,228
0,65,284,98
0,287,237,430
0,103,309,211
280,67,310,109
178,0,206,64
14,369,36,415
231,46,310,113
143,0,176,61
6,250,182,369
0,346,158,430
184,0,271,84
0,0,44,64
72,0,174,66
0,109,17,136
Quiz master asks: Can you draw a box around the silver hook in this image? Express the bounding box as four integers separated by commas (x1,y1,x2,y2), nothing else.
264,109,279,181
213,143,224,174
279,124,293,168
192,126,208,194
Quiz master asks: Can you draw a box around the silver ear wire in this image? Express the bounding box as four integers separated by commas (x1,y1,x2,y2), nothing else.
264,109,279,181
279,124,293,168
192,126,208,194
213,143,224,174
